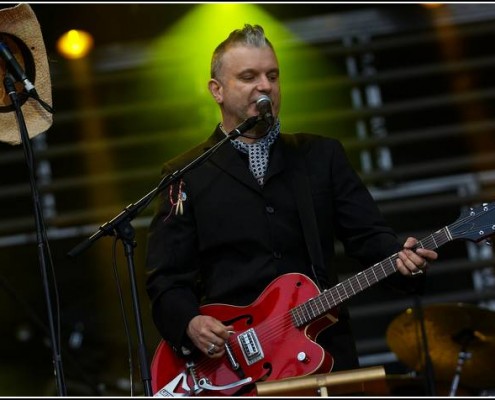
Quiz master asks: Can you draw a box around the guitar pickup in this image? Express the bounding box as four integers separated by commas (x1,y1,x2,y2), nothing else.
238,328,264,365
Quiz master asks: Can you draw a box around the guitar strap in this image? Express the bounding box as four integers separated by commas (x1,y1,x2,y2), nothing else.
281,134,328,291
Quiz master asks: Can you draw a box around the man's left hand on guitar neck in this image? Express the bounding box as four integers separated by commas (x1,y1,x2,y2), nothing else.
396,237,438,277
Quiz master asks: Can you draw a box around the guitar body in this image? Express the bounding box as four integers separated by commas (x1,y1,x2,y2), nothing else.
151,273,336,396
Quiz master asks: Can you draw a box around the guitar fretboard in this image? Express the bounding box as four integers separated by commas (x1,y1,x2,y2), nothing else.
291,226,452,327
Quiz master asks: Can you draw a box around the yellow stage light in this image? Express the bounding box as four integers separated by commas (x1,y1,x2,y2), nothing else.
56,29,94,59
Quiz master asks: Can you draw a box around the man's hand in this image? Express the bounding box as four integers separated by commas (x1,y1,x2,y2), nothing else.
186,315,234,358
396,236,438,276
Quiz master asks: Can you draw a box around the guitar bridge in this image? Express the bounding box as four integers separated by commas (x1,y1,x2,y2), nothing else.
238,328,264,365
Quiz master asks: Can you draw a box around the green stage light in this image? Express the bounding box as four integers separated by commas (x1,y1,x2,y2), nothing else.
141,3,345,144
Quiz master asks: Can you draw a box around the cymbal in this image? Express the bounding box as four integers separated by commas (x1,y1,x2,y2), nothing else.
386,303,495,389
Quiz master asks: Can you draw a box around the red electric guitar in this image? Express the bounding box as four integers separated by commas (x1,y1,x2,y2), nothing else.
151,202,495,397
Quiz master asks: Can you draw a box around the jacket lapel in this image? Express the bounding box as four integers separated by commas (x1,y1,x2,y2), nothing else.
205,127,261,193
264,138,285,184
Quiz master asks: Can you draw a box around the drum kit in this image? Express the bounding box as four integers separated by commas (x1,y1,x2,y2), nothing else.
386,302,495,396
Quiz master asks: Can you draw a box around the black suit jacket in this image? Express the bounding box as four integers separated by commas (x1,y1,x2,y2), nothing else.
146,126,408,370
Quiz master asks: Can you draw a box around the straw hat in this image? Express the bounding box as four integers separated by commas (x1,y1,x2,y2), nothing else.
0,3,52,145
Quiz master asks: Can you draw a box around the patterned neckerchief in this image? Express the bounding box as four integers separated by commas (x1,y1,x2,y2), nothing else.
228,119,280,186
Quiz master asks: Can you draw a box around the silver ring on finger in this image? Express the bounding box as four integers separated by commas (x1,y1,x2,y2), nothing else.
411,269,424,276
207,343,216,355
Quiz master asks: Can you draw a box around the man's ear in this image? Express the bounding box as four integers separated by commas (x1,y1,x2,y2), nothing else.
208,79,223,104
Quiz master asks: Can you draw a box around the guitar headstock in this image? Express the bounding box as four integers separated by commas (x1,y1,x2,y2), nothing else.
449,202,495,242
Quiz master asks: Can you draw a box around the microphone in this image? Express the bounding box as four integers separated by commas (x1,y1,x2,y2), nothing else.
0,41,36,93
3,72,17,97
256,95,274,127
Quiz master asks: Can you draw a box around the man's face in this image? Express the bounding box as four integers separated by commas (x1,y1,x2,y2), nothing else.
210,45,281,132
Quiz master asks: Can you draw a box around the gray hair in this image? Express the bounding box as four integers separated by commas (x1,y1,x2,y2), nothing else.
210,24,274,79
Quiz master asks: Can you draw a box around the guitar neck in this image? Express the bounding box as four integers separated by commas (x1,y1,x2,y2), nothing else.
291,226,452,327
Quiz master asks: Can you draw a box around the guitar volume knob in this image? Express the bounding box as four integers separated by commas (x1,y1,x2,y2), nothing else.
297,352,310,364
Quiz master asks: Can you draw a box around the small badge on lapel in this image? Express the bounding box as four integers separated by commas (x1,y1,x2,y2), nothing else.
176,189,187,215
164,179,187,221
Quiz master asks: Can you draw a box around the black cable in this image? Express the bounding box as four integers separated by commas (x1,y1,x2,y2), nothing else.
23,89,54,114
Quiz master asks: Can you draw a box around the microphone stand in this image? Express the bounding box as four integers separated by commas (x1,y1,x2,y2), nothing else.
448,329,474,397
413,294,436,396
67,116,259,396
3,75,67,396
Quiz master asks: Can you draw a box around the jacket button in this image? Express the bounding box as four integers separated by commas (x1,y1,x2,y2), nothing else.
273,251,282,259
266,206,275,214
